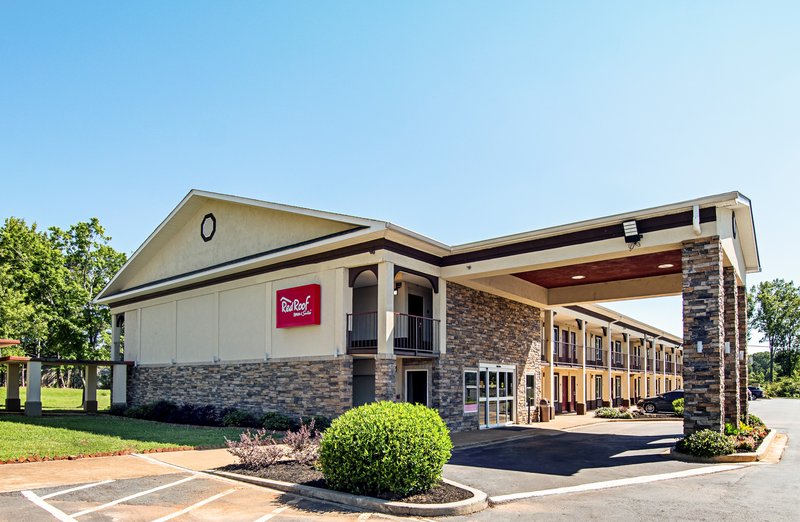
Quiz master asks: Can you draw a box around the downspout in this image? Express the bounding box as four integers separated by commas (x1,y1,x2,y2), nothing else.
692,205,702,236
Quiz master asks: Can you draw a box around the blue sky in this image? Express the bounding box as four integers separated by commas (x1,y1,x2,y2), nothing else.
1,2,798,344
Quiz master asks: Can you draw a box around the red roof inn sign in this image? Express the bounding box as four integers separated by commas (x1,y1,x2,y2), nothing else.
276,284,321,328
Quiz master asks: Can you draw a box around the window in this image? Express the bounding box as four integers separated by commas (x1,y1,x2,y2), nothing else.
553,326,559,355
614,376,622,398
464,370,478,413
570,331,577,359
554,373,561,402
595,375,603,400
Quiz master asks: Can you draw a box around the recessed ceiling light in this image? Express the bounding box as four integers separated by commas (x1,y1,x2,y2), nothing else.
658,263,675,269
571,275,586,280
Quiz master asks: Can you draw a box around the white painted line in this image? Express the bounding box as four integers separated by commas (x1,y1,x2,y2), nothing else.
150,487,237,522
490,464,744,504
22,490,78,522
41,479,115,499
131,453,252,488
70,475,197,517
253,498,301,522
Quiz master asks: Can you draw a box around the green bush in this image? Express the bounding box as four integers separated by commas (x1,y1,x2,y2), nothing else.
222,409,260,428
744,414,765,428
594,407,633,419
318,401,453,496
261,412,293,431
724,422,739,436
764,377,800,398
676,429,735,457
673,398,684,416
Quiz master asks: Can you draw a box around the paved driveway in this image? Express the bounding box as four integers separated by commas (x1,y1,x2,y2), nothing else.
444,419,712,497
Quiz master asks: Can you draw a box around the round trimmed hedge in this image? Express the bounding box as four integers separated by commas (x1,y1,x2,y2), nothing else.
318,401,453,496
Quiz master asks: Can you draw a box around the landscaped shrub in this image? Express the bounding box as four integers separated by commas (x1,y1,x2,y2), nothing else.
318,401,453,496
672,398,684,416
594,407,633,419
745,414,765,428
225,429,285,469
171,404,220,426
109,403,128,416
222,409,260,428
124,403,155,419
148,400,180,422
282,418,320,465
676,429,735,457
299,415,332,432
764,377,800,398
261,412,292,431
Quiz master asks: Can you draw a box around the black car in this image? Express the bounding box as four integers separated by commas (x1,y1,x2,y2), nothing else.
748,386,764,400
638,390,684,413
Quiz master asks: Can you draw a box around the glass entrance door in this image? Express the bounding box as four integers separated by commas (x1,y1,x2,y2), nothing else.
478,364,515,429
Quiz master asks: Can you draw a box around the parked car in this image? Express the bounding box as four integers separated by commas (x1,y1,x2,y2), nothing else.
637,390,684,413
748,386,764,400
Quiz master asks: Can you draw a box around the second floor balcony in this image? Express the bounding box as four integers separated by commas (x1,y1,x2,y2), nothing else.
346,312,440,357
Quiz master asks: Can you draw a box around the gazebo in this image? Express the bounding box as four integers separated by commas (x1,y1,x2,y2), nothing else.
1,339,130,416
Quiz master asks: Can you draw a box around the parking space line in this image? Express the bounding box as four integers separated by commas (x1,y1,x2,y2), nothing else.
489,464,744,504
70,475,197,517
253,498,301,522
150,487,238,522
21,490,78,522
41,479,115,500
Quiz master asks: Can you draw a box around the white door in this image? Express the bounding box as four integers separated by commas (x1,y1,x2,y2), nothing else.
478,364,515,429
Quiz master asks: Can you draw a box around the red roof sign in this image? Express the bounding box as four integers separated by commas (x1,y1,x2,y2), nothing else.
276,284,321,328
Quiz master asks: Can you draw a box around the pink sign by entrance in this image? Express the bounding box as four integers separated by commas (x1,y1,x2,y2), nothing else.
276,284,321,328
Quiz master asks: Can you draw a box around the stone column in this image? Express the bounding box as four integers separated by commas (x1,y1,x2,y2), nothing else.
377,261,395,355
112,364,128,409
682,237,726,435
84,365,98,413
544,310,555,412
723,267,741,426
24,361,42,417
374,355,397,401
5,363,22,411
737,286,749,417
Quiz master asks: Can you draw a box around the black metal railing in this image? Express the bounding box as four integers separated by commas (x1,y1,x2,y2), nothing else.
630,356,643,371
665,362,674,373
611,352,625,369
554,341,579,365
656,360,663,372
586,349,606,368
346,312,440,356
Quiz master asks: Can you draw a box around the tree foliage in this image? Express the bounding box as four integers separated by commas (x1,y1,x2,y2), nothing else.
749,279,800,382
0,217,126,361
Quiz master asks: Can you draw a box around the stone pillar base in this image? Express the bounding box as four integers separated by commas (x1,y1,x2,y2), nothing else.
111,402,127,411
576,403,586,415
622,399,631,407
84,400,98,413
5,398,21,412
25,401,42,417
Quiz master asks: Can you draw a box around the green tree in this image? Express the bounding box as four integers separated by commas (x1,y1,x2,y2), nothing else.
749,279,800,382
748,351,772,384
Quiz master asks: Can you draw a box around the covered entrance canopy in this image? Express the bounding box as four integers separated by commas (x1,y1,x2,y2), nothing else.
442,192,760,435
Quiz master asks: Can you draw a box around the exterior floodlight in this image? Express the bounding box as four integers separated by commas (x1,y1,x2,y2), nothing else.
697,341,703,353
622,220,642,244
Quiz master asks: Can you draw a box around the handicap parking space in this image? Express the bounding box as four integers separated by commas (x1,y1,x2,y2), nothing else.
444,420,715,498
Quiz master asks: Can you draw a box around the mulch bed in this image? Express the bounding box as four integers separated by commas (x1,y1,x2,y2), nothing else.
217,462,473,504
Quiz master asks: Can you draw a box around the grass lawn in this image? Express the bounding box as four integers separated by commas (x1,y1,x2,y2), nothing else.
0,386,110,411
0,386,247,461
0,414,247,461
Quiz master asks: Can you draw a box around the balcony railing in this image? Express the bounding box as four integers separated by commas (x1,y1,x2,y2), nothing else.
655,360,663,372
665,362,674,373
553,341,579,365
586,349,606,368
346,312,440,356
611,352,625,370
630,356,643,371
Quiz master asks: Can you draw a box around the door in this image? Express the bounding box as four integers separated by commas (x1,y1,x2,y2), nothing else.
562,376,569,412
479,364,515,428
405,370,428,406
407,294,424,349
571,376,577,411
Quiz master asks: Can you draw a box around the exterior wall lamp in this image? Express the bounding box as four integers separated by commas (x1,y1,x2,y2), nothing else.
697,341,703,353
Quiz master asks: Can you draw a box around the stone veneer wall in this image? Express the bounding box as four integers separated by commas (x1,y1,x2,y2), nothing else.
682,237,726,435
433,283,542,432
374,355,397,401
737,286,749,417
723,267,741,426
128,356,353,418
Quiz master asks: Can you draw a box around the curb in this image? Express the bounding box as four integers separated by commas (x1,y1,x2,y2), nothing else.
210,470,489,517
608,417,682,422
669,429,778,463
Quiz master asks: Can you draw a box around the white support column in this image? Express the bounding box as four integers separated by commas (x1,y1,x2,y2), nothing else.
606,323,613,406
111,313,122,362
642,336,649,398
5,363,22,411
112,364,127,408
377,261,395,355
577,320,587,414
544,310,555,414
624,334,632,406
433,279,447,354
24,361,42,416
84,365,98,413
334,268,350,356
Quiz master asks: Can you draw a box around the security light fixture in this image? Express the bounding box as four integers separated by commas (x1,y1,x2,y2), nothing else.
658,263,675,269
571,275,586,280
622,220,642,245
697,341,703,353
394,282,401,295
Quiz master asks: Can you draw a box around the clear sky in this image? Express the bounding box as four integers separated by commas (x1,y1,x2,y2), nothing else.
2,2,798,346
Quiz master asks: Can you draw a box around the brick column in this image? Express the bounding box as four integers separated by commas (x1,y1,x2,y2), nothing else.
723,267,740,426
738,286,749,417
374,355,397,401
682,238,726,435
